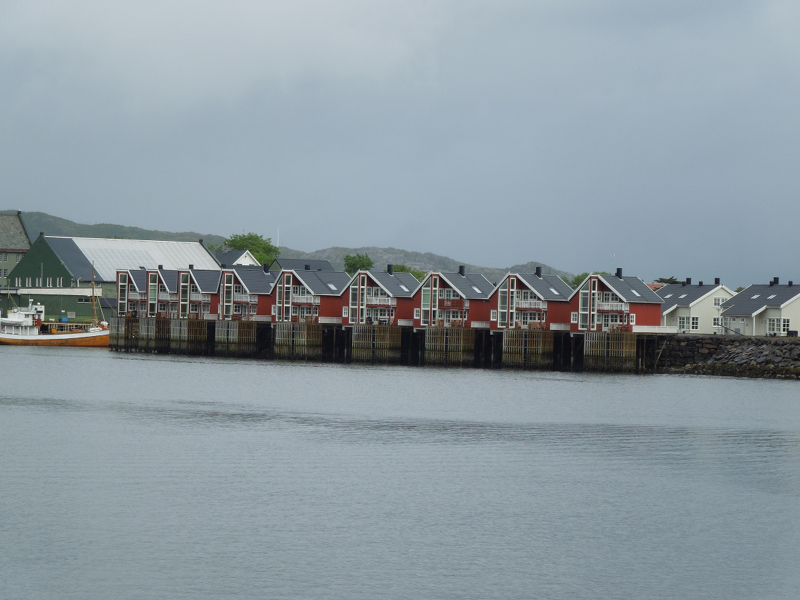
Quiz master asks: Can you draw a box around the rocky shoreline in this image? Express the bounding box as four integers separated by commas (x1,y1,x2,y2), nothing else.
657,334,800,379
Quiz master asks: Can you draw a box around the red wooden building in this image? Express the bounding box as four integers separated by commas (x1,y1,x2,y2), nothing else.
411,266,493,328
271,268,352,324
344,265,420,326
488,267,573,330
565,269,663,332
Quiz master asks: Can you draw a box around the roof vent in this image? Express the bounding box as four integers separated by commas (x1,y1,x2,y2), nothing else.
458,265,466,276
698,281,703,286
158,264,163,270
715,277,720,285
615,268,622,279
189,264,194,270
304,264,310,271
789,281,794,287
535,266,542,278
685,277,691,286
387,264,393,275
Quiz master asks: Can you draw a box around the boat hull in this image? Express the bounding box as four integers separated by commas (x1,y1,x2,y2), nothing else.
0,330,109,347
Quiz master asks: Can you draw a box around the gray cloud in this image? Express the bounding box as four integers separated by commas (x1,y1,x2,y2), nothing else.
1,0,799,287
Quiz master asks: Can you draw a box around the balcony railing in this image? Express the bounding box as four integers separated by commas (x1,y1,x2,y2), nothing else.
368,297,396,306
233,293,258,303
190,292,211,302
439,298,464,308
596,302,629,312
158,292,178,301
516,300,546,309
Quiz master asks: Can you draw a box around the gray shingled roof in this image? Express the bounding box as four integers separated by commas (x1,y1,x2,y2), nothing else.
46,237,96,282
0,213,31,251
190,270,222,294
437,272,493,299
721,284,800,317
657,283,729,312
213,249,249,266
568,274,663,303
515,273,573,301
158,269,178,292
292,270,352,295
129,269,146,291
269,258,334,272
364,271,420,297
233,266,277,294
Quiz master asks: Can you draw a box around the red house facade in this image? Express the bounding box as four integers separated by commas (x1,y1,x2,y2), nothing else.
488,268,573,330
345,266,420,326
411,267,493,328
566,269,663,332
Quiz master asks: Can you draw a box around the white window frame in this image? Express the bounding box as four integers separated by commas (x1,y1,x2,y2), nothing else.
342,306,349,318
571,312,578,324
490,310,497,322
414,308,421,320
630,314,636,325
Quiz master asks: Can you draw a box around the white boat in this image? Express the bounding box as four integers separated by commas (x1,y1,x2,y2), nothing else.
0,300,109,347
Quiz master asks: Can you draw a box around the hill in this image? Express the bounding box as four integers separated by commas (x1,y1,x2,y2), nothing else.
10,211,573,284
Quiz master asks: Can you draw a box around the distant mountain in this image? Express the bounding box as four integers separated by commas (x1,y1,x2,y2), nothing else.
10,211,573,284
278,246,573,285
18,212,227,247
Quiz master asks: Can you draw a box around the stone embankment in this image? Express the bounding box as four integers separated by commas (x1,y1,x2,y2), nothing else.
658,335,800,379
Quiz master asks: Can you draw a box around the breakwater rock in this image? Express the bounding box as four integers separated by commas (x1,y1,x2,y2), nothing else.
659,335,800,379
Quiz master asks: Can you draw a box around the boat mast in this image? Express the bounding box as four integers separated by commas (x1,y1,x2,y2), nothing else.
91,262,97,324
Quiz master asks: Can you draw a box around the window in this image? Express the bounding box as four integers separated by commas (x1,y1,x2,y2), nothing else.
233,304,242,314
414,308,421,319
549,287,559,295
2,253,6,261
234,285,243,294
15,277,20,286
16,254,21,262
751,294,760,299
25,277,31,287
471,286,482,294
630,289,641,297
327,283,337,291
664,294,673,298
158,302,167,312
490,310,497,321
56,277,63,287
713,297,725,306
202,304,210,314
250,305,257,314
35,278,42,287
767,294,776,300
571,312,578,323
128,302,136,312
272,305,277,316
342,306,349,318
691,317,698,330
190,304,199,313
630,314,636,325
767,318,790,334
713,317,721,328
679,294,687,298
2,269,6,277
399,284,409,292
291,306,298,315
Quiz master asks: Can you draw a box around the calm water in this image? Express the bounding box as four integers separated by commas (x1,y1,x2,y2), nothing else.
1,347,799,600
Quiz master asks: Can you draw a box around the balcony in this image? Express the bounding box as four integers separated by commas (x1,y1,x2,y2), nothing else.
190,292,211,302
596,302,629,312
234,293,258,303
158,292,178,301
367,297,396,307
516,300,546,309
439,298,464,308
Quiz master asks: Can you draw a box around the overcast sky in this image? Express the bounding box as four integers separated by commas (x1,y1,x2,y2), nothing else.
1,1,798,286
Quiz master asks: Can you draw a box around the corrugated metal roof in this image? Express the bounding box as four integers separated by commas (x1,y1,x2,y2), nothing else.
270,259,334,272
46,237,219,283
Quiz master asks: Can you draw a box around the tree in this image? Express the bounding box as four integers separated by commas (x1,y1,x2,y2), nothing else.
343,253,374,275
224,232,279,266
655,276,681,284
567,271,611,288
392,264,426,281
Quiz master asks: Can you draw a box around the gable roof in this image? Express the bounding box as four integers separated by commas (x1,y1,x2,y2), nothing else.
657,283,734,314
213,249,259,266
269,258,334,272
512,273,572,301
158,269,179,292
720,284,800,317
232,266,277,295
357,270,421,297
189,269,222,293
0,212,31,251
420,272,493,299
43,236,219,283
568,273,663,304
290,269,352,295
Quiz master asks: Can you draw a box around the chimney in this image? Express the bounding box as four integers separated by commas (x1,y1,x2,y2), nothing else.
715,277,720,285
39,231,44,238
199,239,203,245
263,264,269,273
698,281,703,286
304,264,310,271
387,264,393,275
773,276,780,285
535,266,542,278
221,263,227,269
189,264,194,271
685,277,691,285
615,268,623,279
458,265,466,276
158,264,163,270
789,281,794,287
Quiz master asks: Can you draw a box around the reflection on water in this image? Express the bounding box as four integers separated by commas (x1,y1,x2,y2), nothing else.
1,346,799,600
